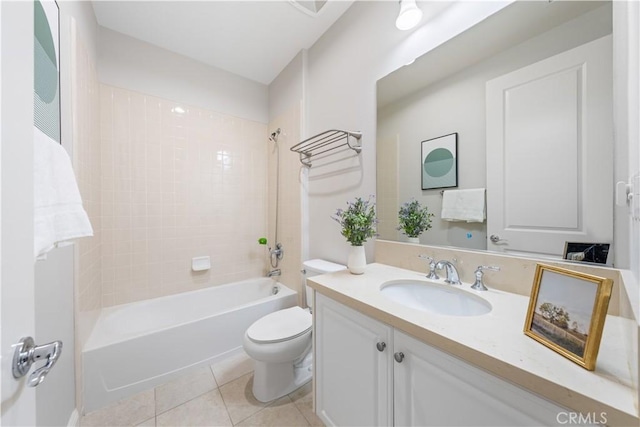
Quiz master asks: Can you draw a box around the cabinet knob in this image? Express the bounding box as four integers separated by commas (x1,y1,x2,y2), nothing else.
394,352,405,363
376,342,386,352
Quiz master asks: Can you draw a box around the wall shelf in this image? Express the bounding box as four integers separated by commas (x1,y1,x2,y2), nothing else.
290,129,362,167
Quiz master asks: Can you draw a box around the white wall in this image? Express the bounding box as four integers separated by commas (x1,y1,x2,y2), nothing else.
62,1,99,66
631,4,640,284
377,5,613,252
98,27,269,124
269,50,304,122
267,51,306,288
304,1,512,264
612,5,639,399
613,1,640,283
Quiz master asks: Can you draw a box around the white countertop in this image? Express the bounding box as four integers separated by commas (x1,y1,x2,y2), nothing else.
308,263,638,427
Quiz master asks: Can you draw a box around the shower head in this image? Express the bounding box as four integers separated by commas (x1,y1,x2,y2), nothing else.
269,128,281,142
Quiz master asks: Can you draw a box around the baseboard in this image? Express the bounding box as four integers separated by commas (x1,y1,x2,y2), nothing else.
67,409,80,427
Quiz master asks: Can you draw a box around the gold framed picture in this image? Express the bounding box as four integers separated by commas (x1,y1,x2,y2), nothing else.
524,264,613,370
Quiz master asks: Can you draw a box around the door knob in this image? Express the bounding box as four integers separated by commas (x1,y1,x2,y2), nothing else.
12,337,63,387
489,234,504,243
376,342,386,352
394,352,405,363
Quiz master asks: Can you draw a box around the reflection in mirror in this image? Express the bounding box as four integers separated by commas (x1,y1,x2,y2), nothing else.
376,1,624,265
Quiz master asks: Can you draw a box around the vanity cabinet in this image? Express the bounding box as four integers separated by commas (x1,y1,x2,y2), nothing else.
314,293,393,426
315,293,569,427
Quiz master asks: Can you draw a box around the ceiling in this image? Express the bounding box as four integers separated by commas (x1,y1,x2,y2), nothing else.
377,0,607,109
92,0,355,85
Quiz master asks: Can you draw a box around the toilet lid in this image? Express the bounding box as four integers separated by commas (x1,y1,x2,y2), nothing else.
247,306,312,344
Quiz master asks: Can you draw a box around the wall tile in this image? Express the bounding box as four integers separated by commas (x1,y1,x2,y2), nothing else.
74,35,102,412
267,106,303,302
100,84,268,306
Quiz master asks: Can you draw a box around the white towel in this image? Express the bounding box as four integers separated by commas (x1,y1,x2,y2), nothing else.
441,188,486,223
34,130,93,259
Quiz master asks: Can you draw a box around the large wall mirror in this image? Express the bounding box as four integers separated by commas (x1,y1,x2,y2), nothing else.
376,1,627,266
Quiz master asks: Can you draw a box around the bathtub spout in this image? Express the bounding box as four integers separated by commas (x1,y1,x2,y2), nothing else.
267,269,281,278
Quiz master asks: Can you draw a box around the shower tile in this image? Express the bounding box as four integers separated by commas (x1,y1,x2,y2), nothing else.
218,373,267,424
236,396,309,427
97,85,272,306
80,389,155,427
155,365,218,414
156,389,231,427
210,350,254,386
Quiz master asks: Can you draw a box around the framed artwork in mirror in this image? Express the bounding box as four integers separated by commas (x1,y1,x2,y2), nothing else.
563,242,610,265
523,264,612,370
34,0,61,146
421,133,457,190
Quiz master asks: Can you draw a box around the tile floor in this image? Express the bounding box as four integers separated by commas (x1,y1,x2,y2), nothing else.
80,351,323,427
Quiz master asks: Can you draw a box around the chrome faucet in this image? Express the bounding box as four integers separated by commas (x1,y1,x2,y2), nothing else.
267,269,281,278
471,265,500,291
418,254,439,280
435,260,461,285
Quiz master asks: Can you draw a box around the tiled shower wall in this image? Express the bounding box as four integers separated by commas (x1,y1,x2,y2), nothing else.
72,31,101,410
267,104,303,301
75,41,102,315
99,85,268,306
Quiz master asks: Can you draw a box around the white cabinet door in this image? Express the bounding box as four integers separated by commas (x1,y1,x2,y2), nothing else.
393,330,567,426
315,293,393,427
486,35,613,258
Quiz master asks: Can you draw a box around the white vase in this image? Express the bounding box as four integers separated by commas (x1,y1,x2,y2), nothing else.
347,245,366,274
407,237,420,244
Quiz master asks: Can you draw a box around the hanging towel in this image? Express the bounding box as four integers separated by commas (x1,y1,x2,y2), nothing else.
441,188,486,223
34,131,93,259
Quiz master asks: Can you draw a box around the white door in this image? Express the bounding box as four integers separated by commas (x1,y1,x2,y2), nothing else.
486,35,613,258
314,293,393,427
2,1,38,425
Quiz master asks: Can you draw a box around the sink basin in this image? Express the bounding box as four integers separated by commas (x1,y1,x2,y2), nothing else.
380,280,492,317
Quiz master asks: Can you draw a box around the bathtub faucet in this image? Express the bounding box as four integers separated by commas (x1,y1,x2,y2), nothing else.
267,269,281,278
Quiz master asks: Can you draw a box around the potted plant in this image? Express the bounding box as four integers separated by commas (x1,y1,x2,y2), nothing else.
332,196,377,274
397,199,434,243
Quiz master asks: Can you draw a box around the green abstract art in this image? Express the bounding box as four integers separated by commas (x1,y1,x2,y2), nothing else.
421,133,457,190
34,0,60,143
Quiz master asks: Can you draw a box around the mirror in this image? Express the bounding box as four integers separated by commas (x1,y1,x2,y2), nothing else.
376,1,623,264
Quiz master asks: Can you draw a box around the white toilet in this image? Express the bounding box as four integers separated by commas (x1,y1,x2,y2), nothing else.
243,259,345,402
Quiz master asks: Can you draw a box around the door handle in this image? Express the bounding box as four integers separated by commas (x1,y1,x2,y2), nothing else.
12,337,63,387
489,234,506,244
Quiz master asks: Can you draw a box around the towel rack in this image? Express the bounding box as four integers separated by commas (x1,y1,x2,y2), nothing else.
290,129,362,167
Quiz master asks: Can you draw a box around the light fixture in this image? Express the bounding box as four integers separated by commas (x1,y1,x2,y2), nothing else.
395,0,423,31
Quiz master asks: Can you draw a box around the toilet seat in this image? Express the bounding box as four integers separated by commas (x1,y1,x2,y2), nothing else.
247,306,312,344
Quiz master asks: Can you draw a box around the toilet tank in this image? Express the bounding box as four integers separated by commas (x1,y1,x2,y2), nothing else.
302,259,345,309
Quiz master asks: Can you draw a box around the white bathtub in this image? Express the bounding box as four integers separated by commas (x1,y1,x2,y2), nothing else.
82,278,297,413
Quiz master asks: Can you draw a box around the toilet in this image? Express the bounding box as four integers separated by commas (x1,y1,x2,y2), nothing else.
243,259,345,402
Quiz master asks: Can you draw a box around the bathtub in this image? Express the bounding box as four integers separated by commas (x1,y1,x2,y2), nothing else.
82,278,297,413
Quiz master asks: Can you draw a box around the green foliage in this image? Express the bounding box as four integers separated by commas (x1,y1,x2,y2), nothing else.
397,199,434,238
332,196,377,246
538,302,571,329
